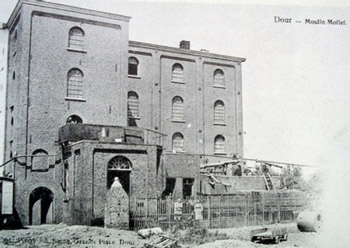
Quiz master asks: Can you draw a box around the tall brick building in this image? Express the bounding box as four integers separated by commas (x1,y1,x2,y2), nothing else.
3,0,245,225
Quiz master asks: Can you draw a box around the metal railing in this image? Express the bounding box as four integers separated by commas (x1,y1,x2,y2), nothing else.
130,191,309,230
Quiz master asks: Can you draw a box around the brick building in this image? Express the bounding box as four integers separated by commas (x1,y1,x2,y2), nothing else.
3,0,245,226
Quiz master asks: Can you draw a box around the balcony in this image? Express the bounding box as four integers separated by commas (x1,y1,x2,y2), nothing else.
58,124,165,146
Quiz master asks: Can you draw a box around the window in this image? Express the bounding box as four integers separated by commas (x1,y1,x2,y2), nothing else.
9,140,13,159
128,57,139,76
183,178,194,200
68,27,85,50
12,71,15,80
172,132,184,153
107,156,132,191
127,91,139,118
214,135,226,154
172,96,184,121
67,68,84,99
213,69,225,87
66,115,83,124
214,100,225,124
172,63,184,82
32,149,49,170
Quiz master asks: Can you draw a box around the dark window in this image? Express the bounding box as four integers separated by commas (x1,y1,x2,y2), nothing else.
66,115,83,124
107,156,132,192
183,178,194,200
161,178,176,199
128,57,139,76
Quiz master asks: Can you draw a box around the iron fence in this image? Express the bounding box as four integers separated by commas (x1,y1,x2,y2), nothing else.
130,191,308,230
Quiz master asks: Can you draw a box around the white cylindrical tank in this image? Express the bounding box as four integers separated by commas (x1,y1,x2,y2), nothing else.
297,210,322,232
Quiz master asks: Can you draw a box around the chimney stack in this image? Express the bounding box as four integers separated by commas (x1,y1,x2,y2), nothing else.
179,40,190,50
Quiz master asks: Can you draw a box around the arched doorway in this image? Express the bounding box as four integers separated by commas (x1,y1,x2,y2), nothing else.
29,187,54,225
107,156,132,194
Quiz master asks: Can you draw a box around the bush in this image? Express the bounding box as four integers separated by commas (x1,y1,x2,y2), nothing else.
171,222,229,245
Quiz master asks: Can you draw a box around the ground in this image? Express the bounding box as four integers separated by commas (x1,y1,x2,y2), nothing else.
0,223,321,248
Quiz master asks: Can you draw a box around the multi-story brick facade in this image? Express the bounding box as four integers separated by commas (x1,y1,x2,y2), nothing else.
3,0,245,226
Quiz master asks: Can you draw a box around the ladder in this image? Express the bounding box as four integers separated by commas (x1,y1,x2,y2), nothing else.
263,171,274,190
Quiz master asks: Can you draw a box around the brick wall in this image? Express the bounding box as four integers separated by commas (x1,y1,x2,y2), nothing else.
63,141,161,225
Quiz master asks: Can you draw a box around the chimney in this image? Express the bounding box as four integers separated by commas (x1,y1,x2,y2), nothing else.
179,40,190,50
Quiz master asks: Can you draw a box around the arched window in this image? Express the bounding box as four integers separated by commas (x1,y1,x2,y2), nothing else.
68,27,85,50
107,156,132,191
108,156,132,170
214,100,225,124
128,57,139,76
32,149,49,170
214,135,226,154
67,68,84,99
213,69,225,87
66,115,83,124
172,63,184,82
172,132,184,153
127,91,139,118
172,96,184,121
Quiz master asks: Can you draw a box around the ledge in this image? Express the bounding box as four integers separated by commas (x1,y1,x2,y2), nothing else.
128,116,140,120
65,97,86,102
67,47,87,53
171,119,186,123
171,80,185,84
214,122,227,126
214,152,227,155
213,85,226,89
128,75,141,79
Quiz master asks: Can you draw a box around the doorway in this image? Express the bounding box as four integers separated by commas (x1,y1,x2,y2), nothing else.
107,156,132,194
29,187,54,225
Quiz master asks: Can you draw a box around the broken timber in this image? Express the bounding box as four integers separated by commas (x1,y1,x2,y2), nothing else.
143,235,181,248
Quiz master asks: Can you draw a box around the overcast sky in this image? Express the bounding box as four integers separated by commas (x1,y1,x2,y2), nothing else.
1,0,349,166
1,1,350,245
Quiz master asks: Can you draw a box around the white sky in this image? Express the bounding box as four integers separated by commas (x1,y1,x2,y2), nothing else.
0,1,350,245
1,0,349,166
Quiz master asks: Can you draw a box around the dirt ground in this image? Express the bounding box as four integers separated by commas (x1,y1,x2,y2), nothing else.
0,223,322,248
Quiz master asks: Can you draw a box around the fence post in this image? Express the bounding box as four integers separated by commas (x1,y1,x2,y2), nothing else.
262,193,265,225
219,195,221,228
277,193,281,223
207,195,211,228
246,193,249,226
254,193,257,225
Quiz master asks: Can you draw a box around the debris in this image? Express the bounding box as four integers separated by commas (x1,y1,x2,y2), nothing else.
143,235,181,248
250,226,288,244
138,227,163,239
